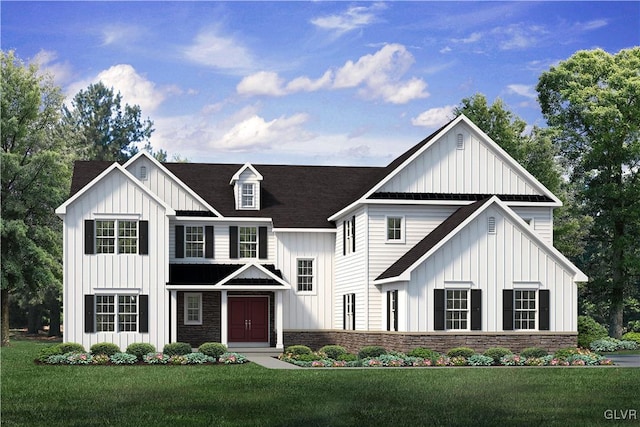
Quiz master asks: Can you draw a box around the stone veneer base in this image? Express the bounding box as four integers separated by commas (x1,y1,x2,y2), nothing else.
283,330,577,354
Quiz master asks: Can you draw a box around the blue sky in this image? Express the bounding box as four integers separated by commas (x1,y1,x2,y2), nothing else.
2,1,639,166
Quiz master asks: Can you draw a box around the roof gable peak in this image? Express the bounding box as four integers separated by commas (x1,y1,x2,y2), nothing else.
230,163,263,184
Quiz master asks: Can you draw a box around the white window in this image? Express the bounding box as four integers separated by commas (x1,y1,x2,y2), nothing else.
184,293,202,325
297,259,314,292
185,226,204,258
239,227,257,258
515,290,536,330
387,290,398,332
386,216,404,242
241,183,255,208
96,220,138,254
345,293,355,330
446,289,469,330
96,295,137,332
344,218,355,255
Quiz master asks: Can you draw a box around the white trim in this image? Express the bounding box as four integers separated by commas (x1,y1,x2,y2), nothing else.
385,215,405,244
92,213,141,220
175,217,273,223
92,288,141,294
124,151,221,217
229,163,264,183
364,199,561,208
513,281,542,289
295,257,316,295
273,228,336,233
183,292,203,325
213,263,291,289
445,288,471,332
444,281,474,289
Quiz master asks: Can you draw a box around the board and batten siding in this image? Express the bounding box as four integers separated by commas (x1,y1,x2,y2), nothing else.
62,169,170,351
275,231,334,329
510,206,554,245
404,205,576,333
334,208,367,330
127,156,208,211
380,123,540,196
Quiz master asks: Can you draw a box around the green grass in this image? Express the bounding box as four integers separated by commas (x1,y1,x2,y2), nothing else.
2,340,639,427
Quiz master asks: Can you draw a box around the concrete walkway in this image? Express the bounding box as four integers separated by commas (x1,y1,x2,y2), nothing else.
243,353,302,369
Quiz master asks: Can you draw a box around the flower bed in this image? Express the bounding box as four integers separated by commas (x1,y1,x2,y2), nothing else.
278,345,614,368
39,351,248,366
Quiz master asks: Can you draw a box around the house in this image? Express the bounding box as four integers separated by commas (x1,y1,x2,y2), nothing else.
55,115,587,353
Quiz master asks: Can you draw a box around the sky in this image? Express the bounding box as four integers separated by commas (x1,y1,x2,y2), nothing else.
2,1,639,166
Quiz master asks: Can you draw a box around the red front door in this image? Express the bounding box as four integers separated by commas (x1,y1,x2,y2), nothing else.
228,297,269,342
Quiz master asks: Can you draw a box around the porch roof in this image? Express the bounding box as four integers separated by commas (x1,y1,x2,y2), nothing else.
166,263,290,290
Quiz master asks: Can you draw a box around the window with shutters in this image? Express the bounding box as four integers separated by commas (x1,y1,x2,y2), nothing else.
185,226,204,258
446,289,469,330
96,294,138,332
239,227,257,258
96,220,116,253
184,293,202,325
514,290,536,330
95,220,138,254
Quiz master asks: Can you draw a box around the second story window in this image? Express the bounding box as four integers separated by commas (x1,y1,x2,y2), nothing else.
185,226,204,258
239,226,257,258
95,220,138,254
241,183,255,208
386,216,403,242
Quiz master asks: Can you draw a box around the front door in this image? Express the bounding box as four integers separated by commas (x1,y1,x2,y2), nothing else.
228,297,269,343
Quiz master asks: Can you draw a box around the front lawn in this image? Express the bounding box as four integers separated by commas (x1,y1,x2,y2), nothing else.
2,340,638,426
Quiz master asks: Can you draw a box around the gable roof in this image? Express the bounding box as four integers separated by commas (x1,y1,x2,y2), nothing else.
230,163,263,183
56,162,175,216
375,196,587,283
166,262,290,291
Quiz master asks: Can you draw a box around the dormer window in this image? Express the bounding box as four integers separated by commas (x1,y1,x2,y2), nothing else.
241,183,255,208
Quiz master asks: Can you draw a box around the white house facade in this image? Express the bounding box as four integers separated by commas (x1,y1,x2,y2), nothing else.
56,115,587,353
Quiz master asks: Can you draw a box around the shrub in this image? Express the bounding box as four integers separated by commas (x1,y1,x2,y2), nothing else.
57,342,85,354
553,347,578,361
619,340,639,350
37,345,64,363
198,342,227,360
65,352,93,365
500,354,523,366
143,352,169,364
358,346,387,359
90,342,120,357
92,354,110,365
168,355,188,365
163,342,192,356
621,331,640,345
407,347,441,360
524,357,545,366
125,343,156,361
110,352,138,365
590,338,619,352
319,345,347,360
627,320,640,332
520,347,548,358
337,353,358,362
450,356,468,366
291,353,321,362
185,352,214,364
284,345,312,356
446,347,475,358
467,354,494,366
483,347,512,364
577,315,608,348
46,354,69,365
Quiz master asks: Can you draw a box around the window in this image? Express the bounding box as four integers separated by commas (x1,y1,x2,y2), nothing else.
184,293,202,325
387,290,398,331
515,290,536,330
344,293,355,330
446,289,468,330
185,226,204,258
241,183,255,208
297,259,314,292
96,295,138,332
239,227,257,258
386,216,403,242
96,220,115,254
118,221,138,254
344,217,355,255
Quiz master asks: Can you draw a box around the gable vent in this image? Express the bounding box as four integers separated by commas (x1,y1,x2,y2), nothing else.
139,166,148,180
488,216,496,234
456,133,464,150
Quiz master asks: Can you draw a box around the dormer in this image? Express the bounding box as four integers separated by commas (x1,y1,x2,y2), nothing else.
230,163,263,210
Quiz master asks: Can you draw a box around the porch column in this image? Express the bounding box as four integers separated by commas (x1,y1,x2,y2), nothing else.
170,290,177,343
220,290,228,347
276,291,284,350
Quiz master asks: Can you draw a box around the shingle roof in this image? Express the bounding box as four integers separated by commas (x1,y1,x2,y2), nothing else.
376,198,492,281
369,193,554,203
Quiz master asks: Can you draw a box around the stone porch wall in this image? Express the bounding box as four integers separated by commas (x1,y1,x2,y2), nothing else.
283,330,577,354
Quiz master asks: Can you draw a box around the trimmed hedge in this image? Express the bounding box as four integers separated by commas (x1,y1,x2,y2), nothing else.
163,342,192,356
520,347,548,358
284,345,312,356
358,346,387,359
126,343,156,361
198,342,228,359
483,347,512,364
446,347,475,358
90,342,120,357
407,347,440,360
319,345,347,360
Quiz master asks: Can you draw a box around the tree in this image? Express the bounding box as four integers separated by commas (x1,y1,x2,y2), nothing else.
63,82,154,162
1,51,70,345
537,48,640,337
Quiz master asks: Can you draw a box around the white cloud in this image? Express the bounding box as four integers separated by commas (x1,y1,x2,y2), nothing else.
66,64,172,113
491,24,547,50
311,3,386,36
507,84,537,99
573,19,608,32
439,46,452,54
30,49,74,85
101,24,143,46
451,32,482,44
184,29,254,72
237,44,429,104
218,113,312,151
411,105,456,128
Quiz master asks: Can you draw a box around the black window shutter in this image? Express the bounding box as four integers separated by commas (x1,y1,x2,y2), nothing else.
139,221,149,255
387,291,391,331
434,289,445,330
351,215,356,253
351,293,356,330
258,226,268,259
471,289,482,330
175,225,184,258
84,220,95,255
503,290,514,331
205,226,214,259
343,221,346,256
343,294,346,329
229,226,238,259
539,290,550,331
138,295,149,333
393,290,398,331
84,294,95,333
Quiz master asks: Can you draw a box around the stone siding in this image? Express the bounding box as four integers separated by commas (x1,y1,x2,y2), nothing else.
177,291,221,348
283,330,577,354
